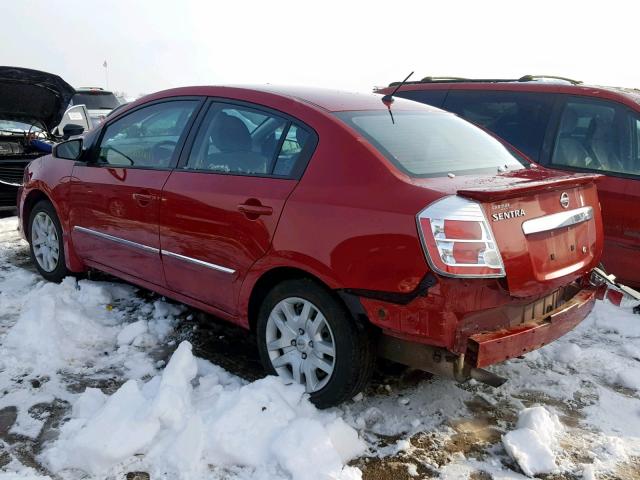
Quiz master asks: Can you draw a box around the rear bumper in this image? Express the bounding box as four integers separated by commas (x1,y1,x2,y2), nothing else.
467,287,596,368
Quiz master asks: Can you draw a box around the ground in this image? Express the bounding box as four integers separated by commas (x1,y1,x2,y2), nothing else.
0,215,639,480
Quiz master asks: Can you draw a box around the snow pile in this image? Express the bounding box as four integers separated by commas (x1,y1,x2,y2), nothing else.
590,299,640,338
44,341,365,480
3,277,125,373
0,464,53,480
1,275,178,378
502,406,563,477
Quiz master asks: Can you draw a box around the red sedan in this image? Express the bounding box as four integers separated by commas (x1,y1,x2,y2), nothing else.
376,76,640,289
18,85,603,406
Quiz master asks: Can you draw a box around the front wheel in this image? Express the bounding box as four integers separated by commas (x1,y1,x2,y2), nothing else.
28,200,70,282
256,278,375,408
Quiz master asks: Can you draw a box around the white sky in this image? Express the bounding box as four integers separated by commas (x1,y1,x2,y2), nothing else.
1,0,637,97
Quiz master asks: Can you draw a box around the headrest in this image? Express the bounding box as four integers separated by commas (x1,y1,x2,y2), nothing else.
212,113,251,152
559,107,579,134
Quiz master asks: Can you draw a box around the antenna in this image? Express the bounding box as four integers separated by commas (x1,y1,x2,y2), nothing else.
382,71,414,106
381,71,413,124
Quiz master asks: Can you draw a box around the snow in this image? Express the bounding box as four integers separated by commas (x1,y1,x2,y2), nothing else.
502,407,563,476
0,468,52,480
3,276,126,373
116,319,148,346
45,342,365,480
1,215,640,479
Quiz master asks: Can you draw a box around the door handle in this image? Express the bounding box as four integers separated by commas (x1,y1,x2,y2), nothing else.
238,202,273,218
133,191,153,207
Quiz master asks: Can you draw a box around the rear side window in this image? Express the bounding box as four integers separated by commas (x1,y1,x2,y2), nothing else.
273,123,311,176
335,110,526,178
394,89,448,108
185,102,313,177
444,91,554,161
552,99,639,176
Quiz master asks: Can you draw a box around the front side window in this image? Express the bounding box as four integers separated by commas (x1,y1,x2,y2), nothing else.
551,100,633,174
335,110,526,178
185,102,312,177
443,91,554,161
97,100,197,168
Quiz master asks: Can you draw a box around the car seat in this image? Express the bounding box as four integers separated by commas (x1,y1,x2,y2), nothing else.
208,114,267,173
588,115,624,172
554,107,592,168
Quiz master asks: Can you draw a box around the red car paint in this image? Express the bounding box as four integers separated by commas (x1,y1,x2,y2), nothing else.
377,80,640,288
18,85,603,372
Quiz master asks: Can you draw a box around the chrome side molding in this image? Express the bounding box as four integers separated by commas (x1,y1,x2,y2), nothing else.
73,225,235,274
73,226,160,254
160,249,236,274
522,206,593,235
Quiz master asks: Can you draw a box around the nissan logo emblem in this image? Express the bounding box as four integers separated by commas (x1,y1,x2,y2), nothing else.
560,192,570,209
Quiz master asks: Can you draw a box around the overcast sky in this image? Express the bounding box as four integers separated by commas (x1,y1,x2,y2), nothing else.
1,0,636,97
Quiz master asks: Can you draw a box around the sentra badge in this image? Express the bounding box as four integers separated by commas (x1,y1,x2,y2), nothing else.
492,208,526,222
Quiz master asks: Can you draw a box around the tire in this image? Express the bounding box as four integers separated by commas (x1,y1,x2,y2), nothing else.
28,200,70,282
256,278,375,408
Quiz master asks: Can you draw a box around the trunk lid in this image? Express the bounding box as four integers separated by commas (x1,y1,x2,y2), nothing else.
413,167,604,298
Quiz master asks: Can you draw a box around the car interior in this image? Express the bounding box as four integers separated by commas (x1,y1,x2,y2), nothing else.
552,103,628,173
186,105,309,176
99,101,196,168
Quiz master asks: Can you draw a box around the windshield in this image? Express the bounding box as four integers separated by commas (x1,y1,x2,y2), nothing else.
0,120,42,134
72,92,120,110
334,110,526,177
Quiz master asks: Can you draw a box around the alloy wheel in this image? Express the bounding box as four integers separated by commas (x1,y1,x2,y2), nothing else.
265,297,336,393
31,211,60,272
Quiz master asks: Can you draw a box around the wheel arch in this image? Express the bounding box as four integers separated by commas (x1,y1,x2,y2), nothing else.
22,187,85,273
246,266,369,333
22,189,53,239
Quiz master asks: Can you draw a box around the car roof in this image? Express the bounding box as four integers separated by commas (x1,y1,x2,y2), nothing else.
136,85,431,113
75,88,115,94
376,77,640,108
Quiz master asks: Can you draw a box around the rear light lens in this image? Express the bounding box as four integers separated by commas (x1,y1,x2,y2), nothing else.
417,196,505,278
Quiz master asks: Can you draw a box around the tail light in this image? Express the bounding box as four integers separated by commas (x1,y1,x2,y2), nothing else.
417,196,505,278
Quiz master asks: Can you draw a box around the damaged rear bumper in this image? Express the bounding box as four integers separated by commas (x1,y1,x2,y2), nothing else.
377,286,596,386
466,287,596,368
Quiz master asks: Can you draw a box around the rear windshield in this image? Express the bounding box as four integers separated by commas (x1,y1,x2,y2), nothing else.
334,110,526,177
72,92,120,110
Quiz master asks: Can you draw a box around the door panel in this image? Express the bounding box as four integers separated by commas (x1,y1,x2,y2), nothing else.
598,176,640,287
70,167,169,284
159,101,315,315
160,173,297,313
70,99,200,285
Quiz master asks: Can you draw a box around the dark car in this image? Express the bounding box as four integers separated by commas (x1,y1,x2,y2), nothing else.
0,66,88,211
19,85,603,406
376,75,640,289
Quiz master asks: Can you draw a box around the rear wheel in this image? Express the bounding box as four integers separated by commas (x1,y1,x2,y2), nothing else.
256,278,375,408
28,200,70,282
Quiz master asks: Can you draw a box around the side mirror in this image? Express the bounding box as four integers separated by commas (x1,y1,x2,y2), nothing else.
53,139,83,160
62,123,85,139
